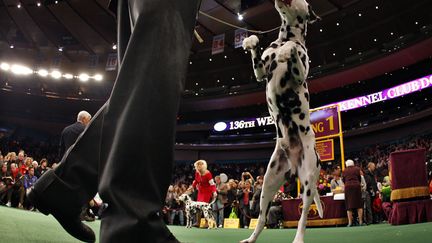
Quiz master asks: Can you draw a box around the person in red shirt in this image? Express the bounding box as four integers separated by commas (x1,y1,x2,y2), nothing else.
192,160,217,202
191,160,217,226
20,157,33,175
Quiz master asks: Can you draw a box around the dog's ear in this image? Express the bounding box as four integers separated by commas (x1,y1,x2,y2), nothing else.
307,5,321,24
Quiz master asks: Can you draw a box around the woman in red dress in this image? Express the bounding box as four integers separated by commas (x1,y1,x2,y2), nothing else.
191,160,217,226
192,160,217,203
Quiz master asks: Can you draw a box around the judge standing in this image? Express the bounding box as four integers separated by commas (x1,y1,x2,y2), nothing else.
28,0,201,242
342,159,364,227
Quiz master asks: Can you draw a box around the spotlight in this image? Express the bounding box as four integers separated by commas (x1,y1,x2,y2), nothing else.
11,64,33,75
237,13,243,21
37,2,41,7
0,63,10,71
63,73,74,79
214,122,227,132
51,70,62,79
94,74,103,81
55,1,58,4
38,69,49,77
58,47,63,52
79,73,90,82
319,29,323,32
17,3,21,8
10,45,14,49
112,44,117,50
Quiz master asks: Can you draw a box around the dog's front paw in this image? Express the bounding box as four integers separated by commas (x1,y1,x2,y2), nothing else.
242,35,259,50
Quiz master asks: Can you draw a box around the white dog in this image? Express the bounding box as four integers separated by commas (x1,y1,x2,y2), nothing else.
178,194,216,229
241,1,323,243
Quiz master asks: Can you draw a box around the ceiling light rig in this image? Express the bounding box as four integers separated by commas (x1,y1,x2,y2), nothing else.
0,61,103,82
237,13,244,21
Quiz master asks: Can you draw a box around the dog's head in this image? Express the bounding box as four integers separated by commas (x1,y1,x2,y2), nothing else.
275,0,320,26
178,193,191,203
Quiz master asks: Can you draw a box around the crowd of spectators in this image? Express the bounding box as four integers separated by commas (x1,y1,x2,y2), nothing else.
0,150,53,209
165,133,432,228
1,133,431,228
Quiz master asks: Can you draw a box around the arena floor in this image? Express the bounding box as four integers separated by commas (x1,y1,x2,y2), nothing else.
1,206,431,243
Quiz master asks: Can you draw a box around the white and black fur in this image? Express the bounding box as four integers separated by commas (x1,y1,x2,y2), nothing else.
241,1,323,243
178,194,216,229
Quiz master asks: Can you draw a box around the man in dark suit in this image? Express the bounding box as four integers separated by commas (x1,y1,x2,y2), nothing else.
29,1,201,242
59,111,91,156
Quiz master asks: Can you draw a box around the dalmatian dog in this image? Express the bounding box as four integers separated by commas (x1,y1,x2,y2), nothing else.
241,1,322,243
178,193,217,229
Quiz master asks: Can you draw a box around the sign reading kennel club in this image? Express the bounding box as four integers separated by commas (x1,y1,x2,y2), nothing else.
310,106,340,139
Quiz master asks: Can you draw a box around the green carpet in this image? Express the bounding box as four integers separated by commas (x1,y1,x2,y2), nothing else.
1,206,431,243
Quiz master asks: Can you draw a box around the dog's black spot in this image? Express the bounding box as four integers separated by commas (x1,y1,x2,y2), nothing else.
291,56,297,63
280,27,285,32
301,55,307,68
280,74,289,88
295,24,300,28
265,55,270,62
293,67,300,76
270,160,276,168
276,122,283,138
299,113,305,120
267,72,273,81
267,98,273,105
268,106,273,112
258,63,264,68
304,92,309,102
300,185,304,194
271,53,276,60
306,126,310,132
254,64,257,69
305,180,309,186
297,16,304,24
269,61,277,72
303,82,307,89
293,108,301,114
299,125,305,132
306,189,311,197
271,43,278,49
286,31,295,39
253,58,259,66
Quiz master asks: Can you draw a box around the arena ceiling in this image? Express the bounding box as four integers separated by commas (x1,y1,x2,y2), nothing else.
0,0,431,98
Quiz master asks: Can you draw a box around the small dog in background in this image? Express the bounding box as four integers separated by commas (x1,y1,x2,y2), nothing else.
178,193,217,229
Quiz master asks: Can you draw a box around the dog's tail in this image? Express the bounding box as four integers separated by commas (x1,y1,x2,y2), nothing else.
314,192,324,218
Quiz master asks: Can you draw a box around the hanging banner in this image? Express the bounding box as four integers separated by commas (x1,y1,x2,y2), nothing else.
105,53,118,71
234,29,248,48
212,34,225,55
315,139,335,162
310,106,340,139
88,54,99,69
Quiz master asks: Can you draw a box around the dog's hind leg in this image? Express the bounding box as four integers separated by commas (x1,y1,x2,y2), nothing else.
240,146,288,243
293,146,321,243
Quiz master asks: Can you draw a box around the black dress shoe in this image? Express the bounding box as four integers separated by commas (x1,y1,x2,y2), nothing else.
27,187,96,243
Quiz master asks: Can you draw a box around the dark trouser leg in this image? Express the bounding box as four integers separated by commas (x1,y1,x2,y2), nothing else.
98,0,199,242
365,193,373,224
